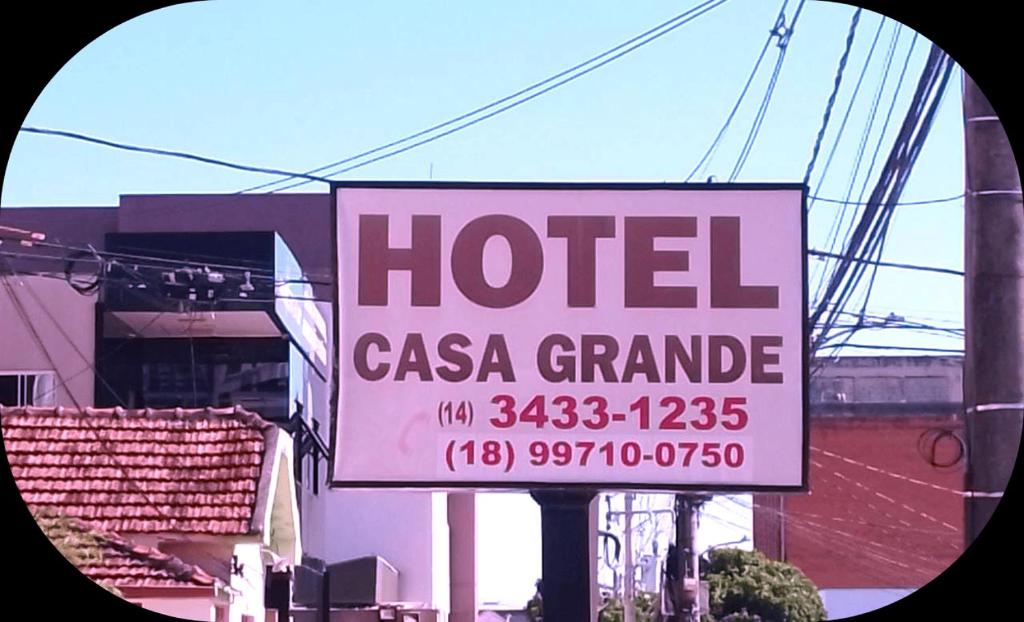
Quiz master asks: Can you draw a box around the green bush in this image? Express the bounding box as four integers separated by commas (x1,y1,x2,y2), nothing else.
702,548,824,622
526,548,823,622
525,580,660,622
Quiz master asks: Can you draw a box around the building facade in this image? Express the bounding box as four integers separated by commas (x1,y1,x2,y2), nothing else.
753,356,966,620
1,193,472,619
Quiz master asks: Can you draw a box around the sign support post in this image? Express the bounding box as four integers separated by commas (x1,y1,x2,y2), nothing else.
531,489,598,622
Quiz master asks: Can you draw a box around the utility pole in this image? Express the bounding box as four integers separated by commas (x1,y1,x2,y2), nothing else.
623,493,636,622
669,494,707,622
963,73,1024,545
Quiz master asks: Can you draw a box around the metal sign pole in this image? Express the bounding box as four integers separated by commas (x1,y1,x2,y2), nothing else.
531,490,597,622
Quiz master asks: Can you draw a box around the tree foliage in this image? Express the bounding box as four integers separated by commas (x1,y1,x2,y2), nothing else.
525,548,823,622
526,579,660,622
701,548,824,622
598,592,660,622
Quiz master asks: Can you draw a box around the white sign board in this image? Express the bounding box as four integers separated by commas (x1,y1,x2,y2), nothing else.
330,182,807,491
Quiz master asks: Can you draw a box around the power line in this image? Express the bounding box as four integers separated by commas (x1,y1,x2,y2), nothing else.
723,496,955,577
808,193,963,206
807,458,960,533
27,309,170,407
0,250,333,306
852,31,919,210
1,258,128,405
8,1,733,222
814,20,901,301
811,446,969,498
257,0,732,193
822,50,955,350
806,13,888,301
842,31,920,327
723,496,956,556
810,44,955,352
8,5,738,263
727,0,807,181
805,11,886,232
815,343,964,353
808,249,963,276
823,323,963,339
816,326,963,352
803,8,862,185
684,0,787,182
838,22,903,213
18,127,334,185
0,236,332,286
0,260,180,523
831,309,962,329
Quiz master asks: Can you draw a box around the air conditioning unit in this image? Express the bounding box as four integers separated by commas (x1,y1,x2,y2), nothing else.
326,556,399,607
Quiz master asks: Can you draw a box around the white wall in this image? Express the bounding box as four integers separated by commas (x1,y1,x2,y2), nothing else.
0,275,95,406
231,541,269,622
820,588,915,620
136,596,215,621
431,492,451,615
317,490,449,609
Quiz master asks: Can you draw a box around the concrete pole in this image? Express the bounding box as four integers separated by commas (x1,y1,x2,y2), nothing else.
671,495,704,622
623,493,636,622
686,500,701,622
962,73,1024,545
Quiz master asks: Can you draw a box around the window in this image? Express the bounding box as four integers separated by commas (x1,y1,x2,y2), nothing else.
0,372,56,407
97,338,291,420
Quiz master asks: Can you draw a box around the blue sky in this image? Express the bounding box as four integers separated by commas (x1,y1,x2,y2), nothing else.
1,0,969,606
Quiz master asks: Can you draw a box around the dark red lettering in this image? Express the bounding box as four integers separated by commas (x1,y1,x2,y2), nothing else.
624,217,697,308
710,216,778,308
451,215,543,308
358,214,441,306
353,332,390,381
395,333,432,381
621,335,660,383
581,334,619,383
548,216,616,307
664,335,701,383
436,333,473,382
538,334,576,382
477,334,515,381
708,335,746,383
751,335,784,383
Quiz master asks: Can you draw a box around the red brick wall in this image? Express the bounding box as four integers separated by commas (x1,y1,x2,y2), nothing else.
754,415,965,589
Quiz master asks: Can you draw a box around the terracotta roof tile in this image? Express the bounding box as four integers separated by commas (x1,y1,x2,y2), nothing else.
47,517,221,589
2,406,271,535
